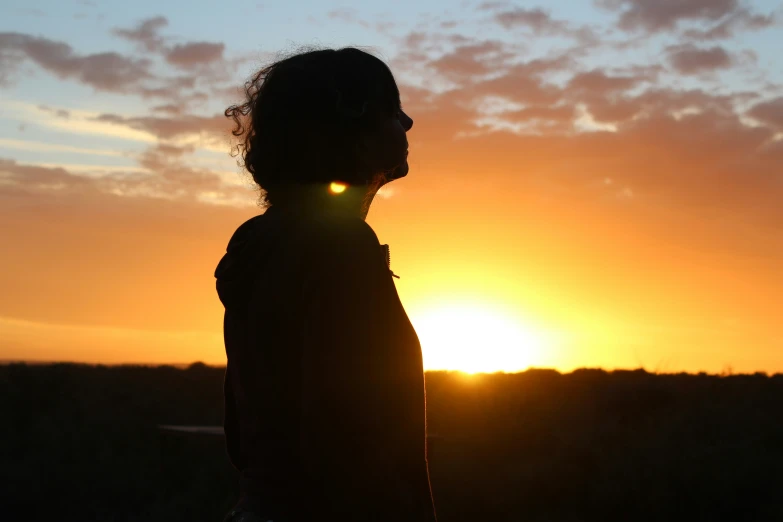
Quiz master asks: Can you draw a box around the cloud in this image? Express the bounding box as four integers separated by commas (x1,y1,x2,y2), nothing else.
598,0,740,31
598,0,777,39
568,69,648,95
0,32,153,92
37,104,70,119
91,112,230,143
327,7,370,28
110,18,246,98
0,138,125,157
597,0,777,39
0,23,238,109
139,142,196,162
395,42,589,133
395,29,772,151
493,7,569,32
112,16,169,52
323,7,397,33
0,151,250,206
4,102,157,143
429,86,780,216
477,1,510,9
151,103,185,115
429,41,513,82
487,6,600,44
666,44,733,75
0,46,24,85
165,42,225,69
557,69,661,124
747,97,783,129
466,55,574,106
492,104,576,134
683,8,777,39
393,28,589,94
393,27,765,139
0,158,93,196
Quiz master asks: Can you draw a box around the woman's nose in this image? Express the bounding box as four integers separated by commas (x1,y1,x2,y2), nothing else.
400,110,413,131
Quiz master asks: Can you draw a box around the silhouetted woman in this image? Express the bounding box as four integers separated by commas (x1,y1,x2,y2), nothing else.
215,48,437,522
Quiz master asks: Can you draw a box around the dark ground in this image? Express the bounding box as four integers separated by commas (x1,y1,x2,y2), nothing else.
2,362,783,521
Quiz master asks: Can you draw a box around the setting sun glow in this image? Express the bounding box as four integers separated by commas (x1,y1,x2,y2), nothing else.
412,304,548,374
2,1,783,375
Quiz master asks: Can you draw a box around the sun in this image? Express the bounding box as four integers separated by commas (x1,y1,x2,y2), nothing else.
411,304,546,374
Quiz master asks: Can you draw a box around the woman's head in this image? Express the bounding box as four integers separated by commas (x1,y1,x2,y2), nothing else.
226,47,413,208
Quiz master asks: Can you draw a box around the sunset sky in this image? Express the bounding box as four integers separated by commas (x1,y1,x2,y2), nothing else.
1,0,782,373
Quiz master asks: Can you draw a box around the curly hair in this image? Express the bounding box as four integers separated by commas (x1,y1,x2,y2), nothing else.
225,47,402,207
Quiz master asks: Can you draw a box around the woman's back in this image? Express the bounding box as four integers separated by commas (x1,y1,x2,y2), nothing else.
216,207,436,521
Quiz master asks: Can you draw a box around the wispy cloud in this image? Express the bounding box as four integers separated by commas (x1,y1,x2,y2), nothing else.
165,42,225,69
487,5,600,44
0,138,129,157
666,44,734,75
597,0,778,35
112,16,169,52
0,32,153,92
0,156,251,205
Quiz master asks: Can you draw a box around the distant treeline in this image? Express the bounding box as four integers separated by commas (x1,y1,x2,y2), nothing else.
3,362,783,521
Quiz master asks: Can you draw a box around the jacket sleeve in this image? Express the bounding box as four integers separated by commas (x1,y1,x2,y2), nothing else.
297,218,428,521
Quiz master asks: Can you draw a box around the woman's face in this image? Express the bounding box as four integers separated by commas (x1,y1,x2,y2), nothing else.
361,106,414,181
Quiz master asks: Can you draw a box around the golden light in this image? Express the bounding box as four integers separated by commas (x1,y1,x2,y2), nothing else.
329,182,347,194
412,303,548,373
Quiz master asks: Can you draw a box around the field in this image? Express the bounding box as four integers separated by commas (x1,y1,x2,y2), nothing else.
3,363,783,521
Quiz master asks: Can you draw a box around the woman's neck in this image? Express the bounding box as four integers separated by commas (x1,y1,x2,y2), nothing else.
272,174,389,220
266,182,380,220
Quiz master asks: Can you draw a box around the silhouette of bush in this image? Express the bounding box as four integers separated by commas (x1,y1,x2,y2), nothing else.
3,363,783,521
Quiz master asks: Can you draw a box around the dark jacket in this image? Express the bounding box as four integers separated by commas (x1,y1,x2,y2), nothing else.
215,205,437,522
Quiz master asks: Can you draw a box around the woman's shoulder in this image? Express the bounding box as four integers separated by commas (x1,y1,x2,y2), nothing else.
298,216,384,276
312,216,380,249
263,207,377,242
261,208,379,252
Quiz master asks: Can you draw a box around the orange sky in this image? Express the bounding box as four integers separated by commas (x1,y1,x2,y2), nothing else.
1,2,782,373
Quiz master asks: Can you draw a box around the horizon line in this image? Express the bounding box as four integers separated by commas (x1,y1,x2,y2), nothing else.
0,359,775,377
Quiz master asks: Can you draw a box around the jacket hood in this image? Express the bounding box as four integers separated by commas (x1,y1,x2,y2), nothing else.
215,214,268,309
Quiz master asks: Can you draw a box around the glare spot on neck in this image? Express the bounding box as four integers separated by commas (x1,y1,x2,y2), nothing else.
329,182,347,194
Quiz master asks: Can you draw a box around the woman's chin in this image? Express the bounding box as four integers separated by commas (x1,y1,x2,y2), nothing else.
391,161,409,179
